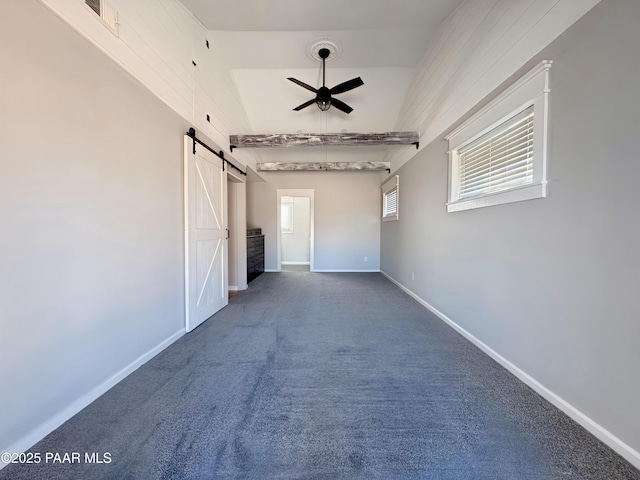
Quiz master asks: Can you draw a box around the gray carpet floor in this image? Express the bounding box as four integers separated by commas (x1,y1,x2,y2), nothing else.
2,272,639,479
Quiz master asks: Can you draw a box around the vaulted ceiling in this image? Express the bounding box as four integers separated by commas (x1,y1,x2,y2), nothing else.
178,0,465,167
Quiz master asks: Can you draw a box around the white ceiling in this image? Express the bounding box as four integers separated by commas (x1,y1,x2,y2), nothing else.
178,0,464,165
181,0,461,33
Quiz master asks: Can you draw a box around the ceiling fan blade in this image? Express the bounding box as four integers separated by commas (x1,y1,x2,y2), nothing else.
329,77,364,95
293,99,316,111
287,77,317,93
330,98,354,114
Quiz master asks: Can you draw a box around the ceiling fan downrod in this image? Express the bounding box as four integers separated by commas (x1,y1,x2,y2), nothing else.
317,48,331,111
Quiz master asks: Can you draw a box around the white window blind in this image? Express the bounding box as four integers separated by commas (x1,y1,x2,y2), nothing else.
382,175,399,221
458,106,534,199
384,188,397,217
85,0,100,16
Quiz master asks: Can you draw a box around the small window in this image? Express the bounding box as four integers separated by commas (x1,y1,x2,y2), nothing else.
85,0,101,16
281,197,294,233
84,0,119,37
382,175,399,222
384,189,398,216
446,61,552,212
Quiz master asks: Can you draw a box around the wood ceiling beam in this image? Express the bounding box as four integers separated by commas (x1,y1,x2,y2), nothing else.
229,132,419,151
257,161,391,172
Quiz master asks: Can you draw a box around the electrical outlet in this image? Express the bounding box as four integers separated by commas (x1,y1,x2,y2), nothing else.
364,256,368,262
411,272,415,280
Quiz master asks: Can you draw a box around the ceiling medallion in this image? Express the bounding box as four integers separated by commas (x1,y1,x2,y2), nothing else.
306,37,342,63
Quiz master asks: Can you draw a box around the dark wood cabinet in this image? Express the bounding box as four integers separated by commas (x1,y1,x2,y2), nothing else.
247,228,264,283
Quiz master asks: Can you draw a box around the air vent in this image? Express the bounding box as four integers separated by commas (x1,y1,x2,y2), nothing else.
85,0,119,37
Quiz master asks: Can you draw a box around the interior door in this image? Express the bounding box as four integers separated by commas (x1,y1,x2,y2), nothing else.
184,136,228,332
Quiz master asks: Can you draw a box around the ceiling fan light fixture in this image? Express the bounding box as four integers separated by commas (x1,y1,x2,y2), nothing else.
317,99,331,111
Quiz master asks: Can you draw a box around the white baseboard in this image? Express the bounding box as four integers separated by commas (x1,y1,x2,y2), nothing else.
381,270,640,471
281,261,310,265
267,268,380,273
265,263,380,273
0,329,185,469
312,269,381,273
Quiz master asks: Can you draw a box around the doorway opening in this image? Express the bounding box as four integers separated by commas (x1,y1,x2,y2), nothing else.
227,170,247,292
276,189,314,272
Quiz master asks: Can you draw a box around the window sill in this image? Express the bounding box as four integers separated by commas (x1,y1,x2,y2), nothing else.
446,182,547,212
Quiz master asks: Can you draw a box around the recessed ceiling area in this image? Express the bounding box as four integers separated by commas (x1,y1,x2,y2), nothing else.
181,0,464,69
180,0,462,32
178,0,465,165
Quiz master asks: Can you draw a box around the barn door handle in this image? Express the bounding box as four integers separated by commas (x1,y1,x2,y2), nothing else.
226,228,229,240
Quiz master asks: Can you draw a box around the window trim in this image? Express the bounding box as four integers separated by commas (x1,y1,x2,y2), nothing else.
382,175,399,222
445,60,552,212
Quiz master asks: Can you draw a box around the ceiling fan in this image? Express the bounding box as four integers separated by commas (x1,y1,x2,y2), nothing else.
288,48,364,114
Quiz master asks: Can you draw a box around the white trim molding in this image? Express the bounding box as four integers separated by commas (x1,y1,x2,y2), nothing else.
380,270,640,471
313,269,381,273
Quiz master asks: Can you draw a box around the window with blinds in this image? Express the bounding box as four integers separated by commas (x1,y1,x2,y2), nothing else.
85,0,101,16
446,60,552,212
382,175,399,221
457,106,534,199
84,0,119,36
383,188,398,217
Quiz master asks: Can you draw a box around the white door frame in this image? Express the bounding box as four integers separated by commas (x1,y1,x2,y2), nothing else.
227,168,247,291
276,189,314,272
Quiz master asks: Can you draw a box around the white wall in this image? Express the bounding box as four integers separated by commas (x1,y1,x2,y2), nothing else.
282,197,311,264
381,0,640,467
387,0,601,172
37,0,259,171
247,172,381,272
0,0,187,458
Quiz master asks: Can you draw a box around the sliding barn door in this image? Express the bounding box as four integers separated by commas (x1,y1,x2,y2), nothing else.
184,136,228,332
